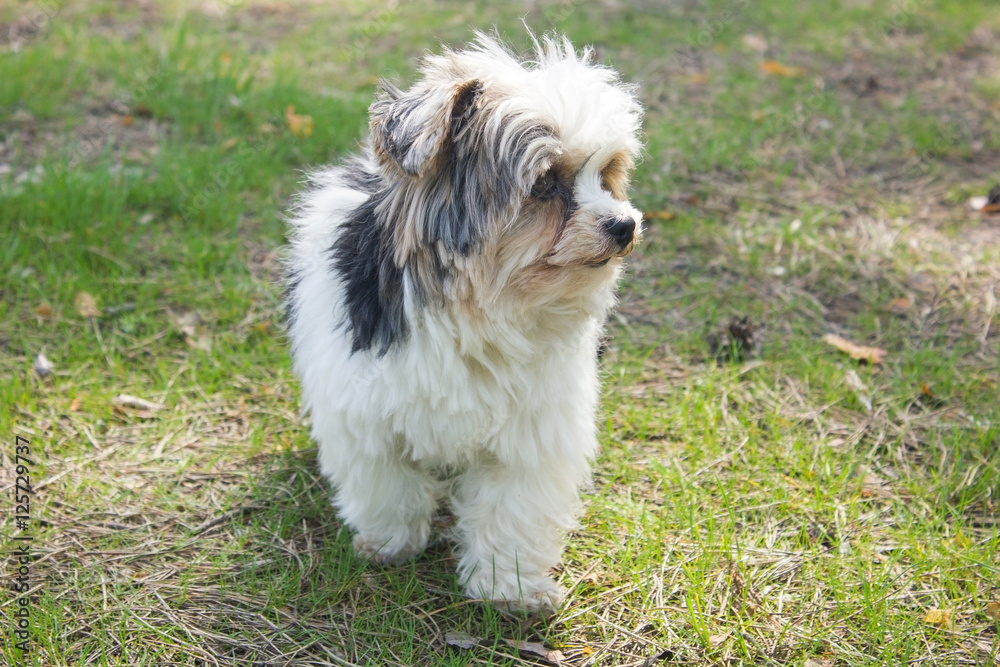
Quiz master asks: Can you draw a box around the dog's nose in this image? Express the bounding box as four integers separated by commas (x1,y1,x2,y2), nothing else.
603,216,636,246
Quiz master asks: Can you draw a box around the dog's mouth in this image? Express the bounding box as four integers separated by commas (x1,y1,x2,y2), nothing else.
615,240,636,257
585,240,636,268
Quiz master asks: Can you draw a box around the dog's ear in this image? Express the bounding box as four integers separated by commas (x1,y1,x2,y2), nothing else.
370,78,482,177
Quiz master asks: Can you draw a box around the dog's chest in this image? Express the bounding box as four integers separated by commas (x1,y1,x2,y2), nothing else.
374,334,587,463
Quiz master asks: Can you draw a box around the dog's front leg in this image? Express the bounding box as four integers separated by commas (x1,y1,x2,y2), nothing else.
323,443,440,565
451,448,589,612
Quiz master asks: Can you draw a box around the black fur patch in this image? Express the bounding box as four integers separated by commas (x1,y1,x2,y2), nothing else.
340,158,383,193
450,80,482,138
284,270,302,328
326,86,558,352
331,191,410,356
373,84,435,176
424,114,553,257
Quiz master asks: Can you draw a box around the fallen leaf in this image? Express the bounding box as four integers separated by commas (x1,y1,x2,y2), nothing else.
760,60,802,77
169,309,200,336
918,382,946,408
861,467,892,497
75,291,100,318
642,210,675,221
985,601,1000,622
888,296,913,314
69,397,81,412
804,660,835,667
285,105,314,138
185,332,213,352
742,33,768,52
445,631,482,650
708,632,730,648
112,394,164,412
506,640,565,664
822,334,887,364
169,309,213,352
34,302,53,320
923,609,954,629
845,369,873,412
34,352,54,378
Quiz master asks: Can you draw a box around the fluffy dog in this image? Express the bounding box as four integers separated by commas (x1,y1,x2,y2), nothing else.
285,33,643,611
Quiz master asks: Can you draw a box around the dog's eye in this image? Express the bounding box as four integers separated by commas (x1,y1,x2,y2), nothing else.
530,170,558,200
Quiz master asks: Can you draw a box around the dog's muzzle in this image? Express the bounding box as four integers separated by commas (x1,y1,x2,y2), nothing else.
601,215,636,251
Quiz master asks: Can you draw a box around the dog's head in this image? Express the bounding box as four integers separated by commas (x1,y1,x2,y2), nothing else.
366,34,643,306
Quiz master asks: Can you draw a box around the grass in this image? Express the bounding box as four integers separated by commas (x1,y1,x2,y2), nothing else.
1,0,998,665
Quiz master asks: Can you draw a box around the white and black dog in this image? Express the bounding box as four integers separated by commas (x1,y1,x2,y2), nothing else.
285,33,643,611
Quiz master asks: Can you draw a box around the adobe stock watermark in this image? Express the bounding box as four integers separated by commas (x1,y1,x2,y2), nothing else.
538,0,588,27
67,63,168,166
874,0,927,37
740,88,835,177
8,435,36,661
908,120,967,170
6,0,66,50
175,110,287,222
668,0,755,70
337,1,402,65
873,0,963,168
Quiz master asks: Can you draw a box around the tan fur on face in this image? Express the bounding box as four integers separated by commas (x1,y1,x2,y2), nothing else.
544,210,621,268
600,153,633,201
359,34,644,329
444,192,638,317
437,142,643,314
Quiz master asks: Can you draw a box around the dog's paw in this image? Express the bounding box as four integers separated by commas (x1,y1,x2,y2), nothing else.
494,584,565,615
465,576,566,614
352,533,427,565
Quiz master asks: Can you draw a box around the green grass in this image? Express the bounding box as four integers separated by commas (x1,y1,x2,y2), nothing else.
1,0,998,665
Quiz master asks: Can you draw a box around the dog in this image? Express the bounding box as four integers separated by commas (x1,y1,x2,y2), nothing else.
285,33,643,612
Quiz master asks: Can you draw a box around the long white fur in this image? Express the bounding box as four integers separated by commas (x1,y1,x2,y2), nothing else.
286,34,642,611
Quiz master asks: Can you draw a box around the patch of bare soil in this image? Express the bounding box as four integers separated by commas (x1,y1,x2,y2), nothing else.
1,0,162,51
0,104,166,181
